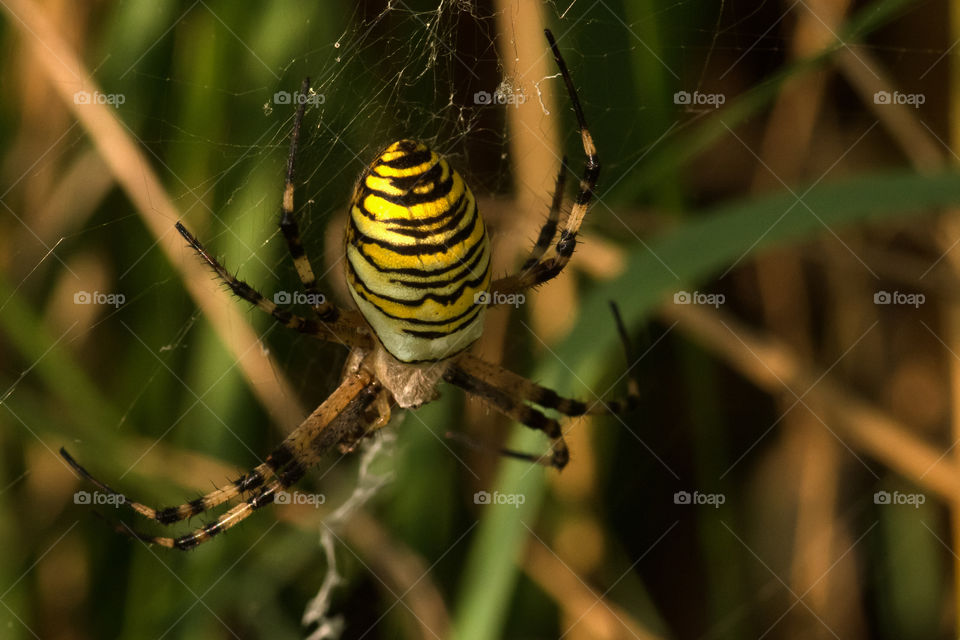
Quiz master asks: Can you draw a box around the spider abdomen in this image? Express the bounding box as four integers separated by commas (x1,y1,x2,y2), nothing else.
345,140,491,364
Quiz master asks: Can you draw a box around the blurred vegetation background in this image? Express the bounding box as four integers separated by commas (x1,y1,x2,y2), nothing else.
3,0,960,638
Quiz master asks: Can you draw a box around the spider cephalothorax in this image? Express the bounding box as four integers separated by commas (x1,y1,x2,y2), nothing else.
62,30,636,551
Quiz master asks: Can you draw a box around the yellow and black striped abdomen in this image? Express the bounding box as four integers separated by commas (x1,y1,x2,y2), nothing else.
345,140,491,363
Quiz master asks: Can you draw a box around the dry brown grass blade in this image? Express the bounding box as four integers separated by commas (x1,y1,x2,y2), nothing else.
2,0,306,428
495,0,577,345
524,541,663,640
837,45,944,172
749,0,867,632
948,2,960,626
662,302,960,503
342,511,451,639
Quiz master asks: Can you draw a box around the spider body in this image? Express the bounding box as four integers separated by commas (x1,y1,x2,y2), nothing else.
345,139,491,368
62,30,638,551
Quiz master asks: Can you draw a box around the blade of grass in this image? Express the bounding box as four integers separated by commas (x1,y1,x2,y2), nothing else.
568,169,960,378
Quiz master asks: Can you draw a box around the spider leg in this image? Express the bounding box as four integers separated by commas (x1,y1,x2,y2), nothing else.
443,365,569,469
491,29,600,299
454,302,640,417
175,222,372,350
369,390,393,432
338,389,393,454
113,480,285,550
63,371,379,547
455,352,638,417
60,447,272,525
443,431,550,466
519,156,566,272
167,377,379,550
278,77,342,322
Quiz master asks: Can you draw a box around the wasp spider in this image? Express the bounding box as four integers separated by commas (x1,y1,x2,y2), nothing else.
61,30,638,550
